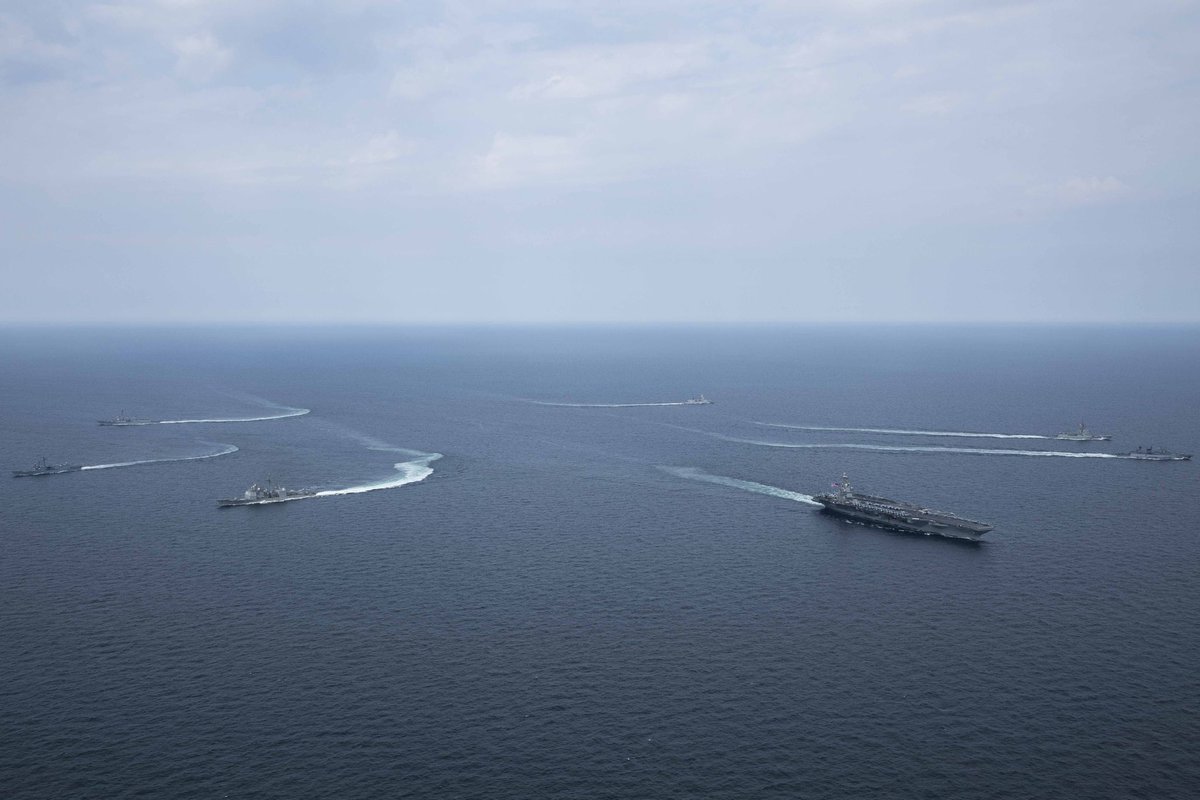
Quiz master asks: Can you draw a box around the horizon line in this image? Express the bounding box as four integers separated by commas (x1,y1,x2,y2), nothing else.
2,320,1200,329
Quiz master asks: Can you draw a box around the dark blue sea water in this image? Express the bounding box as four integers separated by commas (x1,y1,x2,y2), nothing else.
3,325,1199,799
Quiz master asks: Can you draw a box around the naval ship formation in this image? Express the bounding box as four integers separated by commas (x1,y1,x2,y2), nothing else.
812,474,993,541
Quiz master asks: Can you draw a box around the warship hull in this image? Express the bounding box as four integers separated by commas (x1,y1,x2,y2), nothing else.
1121,453,1191,461
816,501,991,540
812,476,993,542
1055,424,1110,441
13,464,83,478
218,495,314,507
218,485,318,507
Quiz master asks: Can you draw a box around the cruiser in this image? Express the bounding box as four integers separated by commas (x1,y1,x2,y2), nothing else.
811,474,993,541
1119,446,1192,461
1055,423,1111,441
684,395,713,405
98,411,155,426
218,480,318,507
14,457,83,478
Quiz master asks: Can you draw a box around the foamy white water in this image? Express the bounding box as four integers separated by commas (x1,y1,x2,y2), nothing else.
314,453,442,498
82,443,239,470
661,466,821,505
755,422,1052,439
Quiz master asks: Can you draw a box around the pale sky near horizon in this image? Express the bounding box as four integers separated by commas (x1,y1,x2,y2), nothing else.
2,1,1198,324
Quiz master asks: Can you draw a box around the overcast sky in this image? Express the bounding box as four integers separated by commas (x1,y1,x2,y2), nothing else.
2,0,1198,324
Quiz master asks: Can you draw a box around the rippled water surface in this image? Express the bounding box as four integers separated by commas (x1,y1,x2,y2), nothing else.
2,326,1198,798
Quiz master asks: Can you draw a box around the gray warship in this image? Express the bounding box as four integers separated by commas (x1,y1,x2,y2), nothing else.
1119,446,1192,461
98,410,155,426
1055,423,1111,441
684,395,713,405
14,457,83,478
218,480,318,507
812,474,993,541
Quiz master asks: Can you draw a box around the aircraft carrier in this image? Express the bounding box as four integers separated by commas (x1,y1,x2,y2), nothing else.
812,474,993,541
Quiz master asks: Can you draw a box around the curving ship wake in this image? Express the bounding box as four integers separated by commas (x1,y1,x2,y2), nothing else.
754,422,1052,440
82,443,239,470
218,436,441,506
314,453,441,499
717,435,1131,459
100,400,309,426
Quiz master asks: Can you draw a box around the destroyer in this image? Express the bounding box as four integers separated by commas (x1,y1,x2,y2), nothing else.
1055,423,1111,441
812,474,993,541
1120,446,1192,461
98,410,155,426
218,480,318,507
14,457,83,478
684,395,713,405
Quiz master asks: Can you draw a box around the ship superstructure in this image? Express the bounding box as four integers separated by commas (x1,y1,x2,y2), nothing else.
98,411,155,426
811,474,993,541
1055,423,1111,441
1119,446,1192,461
13,457,83,478
218,480,318,507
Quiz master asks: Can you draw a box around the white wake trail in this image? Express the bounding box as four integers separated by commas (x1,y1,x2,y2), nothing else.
526,399,705,408
82,443,239,470
719,435,1125,459
234,441,443,505
314,453,442,498
660,466,821,505
755,422,1051,440
155,406,310,424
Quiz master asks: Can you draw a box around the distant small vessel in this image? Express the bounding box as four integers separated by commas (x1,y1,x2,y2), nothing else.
218,480,318,507
1119,446,1192,461
98,410,155,426
811,474,993,541
13,456,83,478
1055,423,1111,441
684,395,713,405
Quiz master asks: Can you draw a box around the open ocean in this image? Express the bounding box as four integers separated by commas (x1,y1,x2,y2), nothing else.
2,325,1198,799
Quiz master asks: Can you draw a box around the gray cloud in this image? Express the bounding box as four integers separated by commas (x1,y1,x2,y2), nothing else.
1,0,1198,323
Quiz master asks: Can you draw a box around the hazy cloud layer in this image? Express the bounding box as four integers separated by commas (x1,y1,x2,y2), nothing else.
2,0,1198,323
